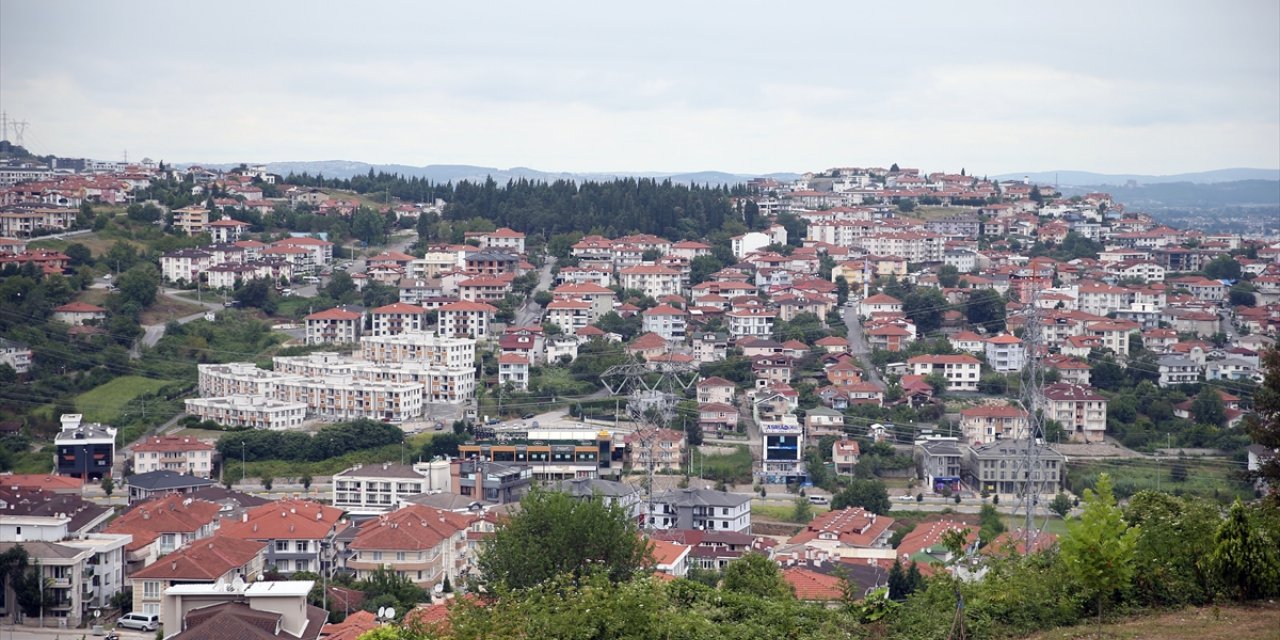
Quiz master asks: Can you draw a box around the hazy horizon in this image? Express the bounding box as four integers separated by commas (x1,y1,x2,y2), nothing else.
2,1,1277,176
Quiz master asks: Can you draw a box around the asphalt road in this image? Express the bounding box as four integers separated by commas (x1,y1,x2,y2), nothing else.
842,304,884,387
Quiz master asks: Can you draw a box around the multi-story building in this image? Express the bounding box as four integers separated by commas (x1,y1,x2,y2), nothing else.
914,437,964,493
183,395,308,430
53,414,115,481
458,275,513,303
641,304,688,343
647,488,752,533
464,248,519,276
272,236,334,272
332,463,436,516
983,334,1025,372
304,307,364,345
438,301,498,339
1157,355,1202,387
197,362,300,398
696,376,736,405
852,231,945,263
726,306,776,340
965,440,1065,496
130,535,266,618
624,428,686,470
158,580,320,640
760,418,805,484
159,248,214,284
216,499,346,576
360,333,475,368
346,504,473,589
497,354,530,391
906,354,982,392
273,376,423,423
458,427,624,481
552,282,616,320
959,405,1029,444
476,227,526,254
454,459,533,504
207,218,251,243
1042,383,1108,443
619,264,683,298
545,298,594,334
0,337,32,374
171,205,210,236
103,495,222,570
131,436,217,477
370,302,428,337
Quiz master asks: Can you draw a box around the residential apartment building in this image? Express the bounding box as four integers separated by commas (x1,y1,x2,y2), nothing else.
438,301,498,339
1157,355,1201,387
1042,383,1108,443
131,436,217,477
642,304,688,343
497,354,530,391
545,298,594,334
906,354,982,392
130,536,266,618
959,405,1029,444
217,499,346,575
647,488,752,533
332,463,436,516
103,495,222,570
619,264,684,298
273,376,423,423
369,302,429,337
984,334,1026,372
624,428,686,470
171,205,210,236
346,505,473,590
197,362,299,398
726,306,776,340
0,337,32,374
304,307,363,345
360,333,475,368
914,438,964,492
183,395,308,430
697,376,737,405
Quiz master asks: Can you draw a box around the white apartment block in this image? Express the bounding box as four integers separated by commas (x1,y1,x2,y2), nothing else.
197,362,300,398
498,354,530,391
332,463,434,516
171,206,210,236
360,333,475,368
131,436,217,476
160,249,214,284
852,232,945,263
480,227,526,254
726,307,776,340
907,355,981,392
438,301,497,339
370,303,428,336
641,305,688,343
545,299,593,334
275,352,476,405
304,308,363,345
273,376,423,423
619,265,684,298
184,395,308,430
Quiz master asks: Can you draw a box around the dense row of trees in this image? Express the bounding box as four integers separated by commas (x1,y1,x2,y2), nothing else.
214,419,404,463
287,172,747,240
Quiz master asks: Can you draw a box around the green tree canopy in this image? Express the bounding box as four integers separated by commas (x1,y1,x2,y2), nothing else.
477,488,651,590
721,553,793,599
1207,500,1280,601
1060,473,1140,629
831,479,891,514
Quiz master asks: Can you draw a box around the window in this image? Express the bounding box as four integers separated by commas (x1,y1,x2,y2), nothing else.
144,581,161,598
372,552,383,561
276,540,289,552
295,559,309,572
396,552,406,562
295,541,310,553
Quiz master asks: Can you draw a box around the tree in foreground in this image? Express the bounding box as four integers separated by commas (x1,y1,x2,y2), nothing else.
476,488,651,590
1059,473,1140,631
1246,348,1280,503
721,553,793,599
1206,499,1280,601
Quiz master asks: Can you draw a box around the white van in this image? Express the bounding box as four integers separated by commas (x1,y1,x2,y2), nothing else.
807,495,830,505
118,612,160,631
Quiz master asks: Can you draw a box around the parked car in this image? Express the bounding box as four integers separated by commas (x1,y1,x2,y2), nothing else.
118,612,159,631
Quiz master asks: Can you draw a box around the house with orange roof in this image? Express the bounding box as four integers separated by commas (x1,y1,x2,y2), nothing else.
131,436,217,478
305,307,363,345
642,304,688,343
627,332,670,359
320,610,383,640
858,293,902,319
216,499,347,576
52,301,106,326
273,236,334,272
833,439,861,476
788,507,895,558
478,227,526,254
619,264,683,298
959,405,1029,444
370,302,428,337
984,333,1025,372
438,301,498,339
207,218,251,243
814,335,848,354
894,518,979,565
104,494,223,569
0,473,83,494
346,504,474,589
129,535,267,618
497,353,529,391
696,376,736,405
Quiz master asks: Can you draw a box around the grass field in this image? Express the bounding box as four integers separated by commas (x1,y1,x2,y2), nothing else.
1067,459,1253,503
75,376,171,424
139,294,207,325
29,233,146,260
1023,602,1280,640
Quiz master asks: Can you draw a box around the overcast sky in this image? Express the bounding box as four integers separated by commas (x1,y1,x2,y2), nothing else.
2,1,1277,176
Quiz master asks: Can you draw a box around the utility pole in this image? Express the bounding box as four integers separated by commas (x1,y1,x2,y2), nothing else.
1016,285,1048,552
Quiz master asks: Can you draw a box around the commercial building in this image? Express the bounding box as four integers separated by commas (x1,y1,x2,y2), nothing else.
459,427,625,481
53,414,115,481
965,440,1065,496
760,419,805,484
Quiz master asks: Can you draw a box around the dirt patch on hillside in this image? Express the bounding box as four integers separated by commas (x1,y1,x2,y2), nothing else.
1022,602,1280,640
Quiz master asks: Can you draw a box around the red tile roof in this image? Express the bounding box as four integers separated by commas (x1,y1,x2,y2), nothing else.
372,302,427,314
306,308,361,321
54,302,106,313
349,505,473,551
783,567,842,601
131,535,266,580
217,499,345,541
133,436,215,453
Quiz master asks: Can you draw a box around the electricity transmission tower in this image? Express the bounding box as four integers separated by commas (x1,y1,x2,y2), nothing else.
1012,285,1051,552
599,355,699,529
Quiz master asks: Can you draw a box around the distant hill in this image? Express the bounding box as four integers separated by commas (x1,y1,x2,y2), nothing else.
994,168,1280,187
184,161,798,186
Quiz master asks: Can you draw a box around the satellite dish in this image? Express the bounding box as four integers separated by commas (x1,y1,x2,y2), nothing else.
231,576,245,592
433,583,444,593
377,607,387,619
93,609,101,619
385,607,395,620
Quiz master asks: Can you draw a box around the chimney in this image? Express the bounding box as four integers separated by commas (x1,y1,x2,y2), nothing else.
242,512,249,522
